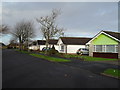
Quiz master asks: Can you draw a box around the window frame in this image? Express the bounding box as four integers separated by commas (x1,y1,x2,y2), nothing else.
60,45,64,52
94,45,118,53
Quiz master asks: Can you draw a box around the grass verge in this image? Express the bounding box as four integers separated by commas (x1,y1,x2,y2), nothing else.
30,53,71,62
63,54,118,61
102,69,120,79
16,49,30,54
81,56,118,61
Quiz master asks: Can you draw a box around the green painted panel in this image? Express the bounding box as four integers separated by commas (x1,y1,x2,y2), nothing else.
92,34,118,45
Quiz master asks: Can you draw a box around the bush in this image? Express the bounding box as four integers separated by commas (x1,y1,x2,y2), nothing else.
7,46,13,49
45,45,59,55
30,49,33,52
46,48,59,55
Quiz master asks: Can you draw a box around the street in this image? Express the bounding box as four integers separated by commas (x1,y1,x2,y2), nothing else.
2,49,119,88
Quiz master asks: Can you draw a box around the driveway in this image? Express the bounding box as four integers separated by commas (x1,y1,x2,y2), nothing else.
2,49,119,88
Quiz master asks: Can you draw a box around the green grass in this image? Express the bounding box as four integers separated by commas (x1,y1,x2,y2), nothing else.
80,56,118,61
16,49,118,62
103,69,120,78
20,50,30,54
16,50,71,62
30,53,71,62
64,54,81,58
39,51,45,54
16,49,30,54
63,54,118,61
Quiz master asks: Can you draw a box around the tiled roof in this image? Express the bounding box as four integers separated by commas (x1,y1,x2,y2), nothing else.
103,31,120,40
60,37,92,45
48,39,58,45
37,39,58,45
37,40,46,45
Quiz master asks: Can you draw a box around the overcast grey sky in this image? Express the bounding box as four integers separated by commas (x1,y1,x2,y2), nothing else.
1,1,118,45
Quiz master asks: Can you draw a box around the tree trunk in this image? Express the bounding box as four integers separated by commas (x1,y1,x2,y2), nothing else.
45,39,49,54
19,43,22,51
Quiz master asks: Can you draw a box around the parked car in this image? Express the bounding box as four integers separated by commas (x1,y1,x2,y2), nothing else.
42,47,52,52
76,48,89,55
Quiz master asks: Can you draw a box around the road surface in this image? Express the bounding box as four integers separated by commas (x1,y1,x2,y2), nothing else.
2,49,119,88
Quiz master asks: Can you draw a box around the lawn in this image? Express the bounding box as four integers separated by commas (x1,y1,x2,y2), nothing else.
30,53,71,62
16,50,71,62
16,49,118,62
63,54,118,61
64,54,81,58
16,50,30,54
103,69,120,79
81,56,118,61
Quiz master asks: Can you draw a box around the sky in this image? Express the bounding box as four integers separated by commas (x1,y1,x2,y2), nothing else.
1,0,119,45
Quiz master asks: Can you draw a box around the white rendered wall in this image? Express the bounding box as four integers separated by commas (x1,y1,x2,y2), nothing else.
28,46,32,49
39,45,46,51
57,38,64,53
54,45,59,51
39,45,59,51
29,45,39,50
67,45,85,54
118,43,120,59
57,38,63,45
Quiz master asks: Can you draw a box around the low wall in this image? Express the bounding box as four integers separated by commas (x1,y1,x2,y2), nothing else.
93,52,118,59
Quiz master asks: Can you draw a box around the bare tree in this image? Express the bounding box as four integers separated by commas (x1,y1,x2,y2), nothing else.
12,20,35,50
0,24,9,34
36,9,64,48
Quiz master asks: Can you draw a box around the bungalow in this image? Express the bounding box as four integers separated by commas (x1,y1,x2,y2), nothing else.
57,37,92,54
46,39,59,51
28,40,44,50
7,43,19,49
86,30,120,59
29,39,58,51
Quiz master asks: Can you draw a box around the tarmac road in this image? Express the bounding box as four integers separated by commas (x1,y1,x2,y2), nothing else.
2,49,119,88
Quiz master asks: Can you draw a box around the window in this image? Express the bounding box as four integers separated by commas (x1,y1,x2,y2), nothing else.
60,45,64,52
102,45,106,52
115,45,118,53
94,45,118,53
94,45,96,52
95,45,102,52
106,45,115,53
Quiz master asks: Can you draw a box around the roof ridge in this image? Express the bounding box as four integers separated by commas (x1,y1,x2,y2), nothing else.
103,30,120,34
37,40,46,41
49,39,58,40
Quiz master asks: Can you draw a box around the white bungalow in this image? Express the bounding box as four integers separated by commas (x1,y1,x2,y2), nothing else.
57,37,92,54
29,39,58,51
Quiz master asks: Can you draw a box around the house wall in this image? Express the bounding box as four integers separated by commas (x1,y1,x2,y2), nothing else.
57,38,63,45
118,43,120,59
48,44,59,51
39,45,59,51
57,38,86,54
58,44,86,54
28,46,32,49
88,42,94,57
57,44,66,53
93,34,118,45
89,33,119,58
55,45,59,51
57,38,65,53
29,45,39,50
67,45,85,54
39,45,46,51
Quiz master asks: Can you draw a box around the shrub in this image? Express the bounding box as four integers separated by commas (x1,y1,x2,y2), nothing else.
45,45,59,55
46,48,59,55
